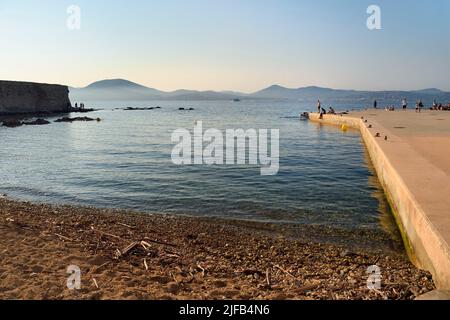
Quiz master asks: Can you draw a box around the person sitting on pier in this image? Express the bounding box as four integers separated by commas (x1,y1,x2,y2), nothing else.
432,100,438,110
328,107,336,114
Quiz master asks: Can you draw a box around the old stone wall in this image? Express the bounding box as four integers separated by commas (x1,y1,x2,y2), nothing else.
0,80,71,115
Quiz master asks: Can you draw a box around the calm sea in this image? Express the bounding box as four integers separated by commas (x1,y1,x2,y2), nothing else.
0,100,395,235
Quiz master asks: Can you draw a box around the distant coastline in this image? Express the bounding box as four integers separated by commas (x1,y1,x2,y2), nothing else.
69,79,450,103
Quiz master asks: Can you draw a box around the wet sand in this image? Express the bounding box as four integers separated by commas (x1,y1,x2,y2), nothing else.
0,196,435,300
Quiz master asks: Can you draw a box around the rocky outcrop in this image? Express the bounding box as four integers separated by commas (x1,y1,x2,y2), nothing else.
0,80,71,115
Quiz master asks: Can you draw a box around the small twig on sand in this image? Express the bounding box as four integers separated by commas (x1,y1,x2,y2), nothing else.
143,237,178,248
91,226,126,242
55,233,73,242
197,263,206,277
143,258,149,271
118,222,133,229
95,261,111,272
274,265,296,279
140,241,152,251
121,242,139,256
92,278,99,289
266,268,272,287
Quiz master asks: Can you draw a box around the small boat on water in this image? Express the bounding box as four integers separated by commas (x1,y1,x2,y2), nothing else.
300,112,309,120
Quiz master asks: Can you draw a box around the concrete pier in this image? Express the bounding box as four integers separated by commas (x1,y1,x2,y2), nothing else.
309,110,450,290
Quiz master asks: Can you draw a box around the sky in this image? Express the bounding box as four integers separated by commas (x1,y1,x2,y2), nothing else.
0,0,449,92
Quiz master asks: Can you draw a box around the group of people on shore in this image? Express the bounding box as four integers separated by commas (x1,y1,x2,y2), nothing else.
74,102,86,110
314,98,449,119
317,100,336,119
373,98,450,113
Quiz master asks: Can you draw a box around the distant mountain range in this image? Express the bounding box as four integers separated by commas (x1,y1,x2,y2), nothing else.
69,79,450,103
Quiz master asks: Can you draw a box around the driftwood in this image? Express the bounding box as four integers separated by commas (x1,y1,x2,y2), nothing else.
197,263,206,277
266,268,272,287
143,258,149,271
91,226,126,242
274,265,296,279
143,237,178,248
92,278,99,289
55,233,73,242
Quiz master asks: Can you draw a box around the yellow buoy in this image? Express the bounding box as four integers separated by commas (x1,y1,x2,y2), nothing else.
341,124,348,132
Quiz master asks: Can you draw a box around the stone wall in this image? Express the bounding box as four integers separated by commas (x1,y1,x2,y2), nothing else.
0,80,71,115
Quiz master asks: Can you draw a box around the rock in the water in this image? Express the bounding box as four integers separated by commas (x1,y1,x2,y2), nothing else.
55,116,97,123
124,107,155,111
2,120,23,128
23,119,50,125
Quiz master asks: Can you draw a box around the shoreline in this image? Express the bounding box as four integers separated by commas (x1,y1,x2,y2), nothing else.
0,196,435,300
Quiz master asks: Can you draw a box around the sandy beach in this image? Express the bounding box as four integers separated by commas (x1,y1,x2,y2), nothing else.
0,196,435,300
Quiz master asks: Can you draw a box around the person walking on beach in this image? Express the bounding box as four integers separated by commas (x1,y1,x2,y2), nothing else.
373,100,377,109
317,100,321,114
402,98,408,110
433,99,438,110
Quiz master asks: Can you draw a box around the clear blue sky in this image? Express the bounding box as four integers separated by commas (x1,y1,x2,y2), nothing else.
0,0,449,92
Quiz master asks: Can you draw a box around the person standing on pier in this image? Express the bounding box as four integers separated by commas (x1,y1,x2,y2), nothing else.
317,100,321,114
402,98,408,110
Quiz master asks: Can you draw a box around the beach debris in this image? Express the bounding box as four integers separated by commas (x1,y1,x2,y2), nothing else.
295,281,321,294
120,241,140,257
368,125,373,128
143,258,149,271
92,278,99,289
142,237,178,248
118,222,133,229
375,133,381,137
274,265,296,279
385,136,388,141
266,268,272,287
0,197,436,300
91,226,125,241
196,263,206,277
140,241,152,251
55,233,73,242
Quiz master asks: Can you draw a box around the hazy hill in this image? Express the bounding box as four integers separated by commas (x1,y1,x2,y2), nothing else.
251,85,450,104
69,79,245,101
69,79,450,104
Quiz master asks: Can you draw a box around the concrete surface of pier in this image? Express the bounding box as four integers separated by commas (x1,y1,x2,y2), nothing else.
309,110,450,292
